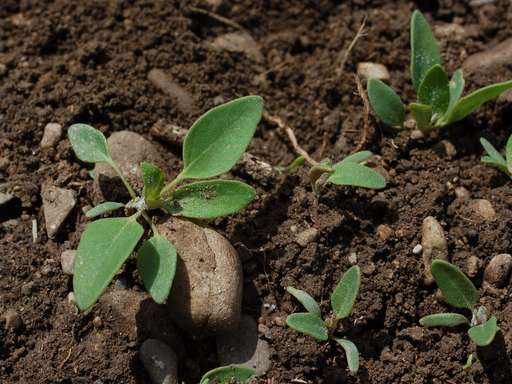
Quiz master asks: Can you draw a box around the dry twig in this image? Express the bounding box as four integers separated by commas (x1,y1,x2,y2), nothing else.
336,16,367,78
352,74,370,153
188,6,245,31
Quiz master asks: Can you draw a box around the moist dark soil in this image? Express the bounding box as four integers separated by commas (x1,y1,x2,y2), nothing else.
2,0,512,383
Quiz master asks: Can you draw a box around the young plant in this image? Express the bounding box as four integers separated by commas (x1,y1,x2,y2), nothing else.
480,135,512,177
200,365,255,384
420,260,499,350
286,266,361,374
68,96,263,311
367,10,512,133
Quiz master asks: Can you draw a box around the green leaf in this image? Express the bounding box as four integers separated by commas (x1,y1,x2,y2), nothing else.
287,287,322,317
419,313,469,327
506,135,512,173
468,316,498,347
137,235,177,304
431,260,478,310
409,102,433,132
68,124,111,163
338,151,373,165
286,312,329,341
141,162,165,208
85,202,125,218
181,96,263,179
165,180,255,219
444,79,512,125
73,217,144,310
334,338,360,375
410,10,442,91
328,161,386,189
200,365,256,384
444,69,465,119
417,64,450,115
367,79,405,127
480,138,506,165
331,265,361,320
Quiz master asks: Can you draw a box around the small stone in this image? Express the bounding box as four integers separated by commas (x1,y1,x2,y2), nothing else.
434,140,456,158
60,250,76,275
216,315,271,375
362,262,376,275
295,227,319,247
237,153,274,184
410,129,424,140
463,38,512,76
92,316,103,328
67,292,76,305
40,123,63,149
412,244,422,254
41,184,76,238
150,119,188,145
357,62,390,81
466,256,480,278
140,339,178,384
484,254,512,288
148,69,198,115
454,187,471,200
377,224,393,241
210,32,263,63
421,217,448,285
399,326,424,341
469,199,496,221
2,309,22,330
348,252,357,264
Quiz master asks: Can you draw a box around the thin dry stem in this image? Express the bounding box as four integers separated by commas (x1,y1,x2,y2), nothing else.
352,74,370,153
188,6,245,31
336,16,367,78
263,111,318,166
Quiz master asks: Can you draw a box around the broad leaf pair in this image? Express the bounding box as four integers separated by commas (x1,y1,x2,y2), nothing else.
286,266,361,374
480,135,512,177
367,10,512,132
420,260,499,347
68,96,263,310
200,365,255,384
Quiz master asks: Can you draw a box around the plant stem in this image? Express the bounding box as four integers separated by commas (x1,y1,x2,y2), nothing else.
160,174,184,199
107,160,137,199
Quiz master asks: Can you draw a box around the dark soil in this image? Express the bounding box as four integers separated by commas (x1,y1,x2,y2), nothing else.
2,0,512,383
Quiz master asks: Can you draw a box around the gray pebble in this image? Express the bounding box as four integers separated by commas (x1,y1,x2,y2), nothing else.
140,339,178,384
41,184,76,238
484,254,512,288
421,216,448,285
40,123,63,149
2,309,22,330
61,250,76,275
295,227,319,247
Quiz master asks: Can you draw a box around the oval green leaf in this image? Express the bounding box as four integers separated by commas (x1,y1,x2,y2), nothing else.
480,138,506,165
410,10,442,91
338,151,373,165
431,260,478,310
141,162,165,207
419,313,469,327
506,135,512,173
286,312,329,341
68,124,111,163
418,64,450,115
367,79,405,127
200,365,256,384
73,217,144,310
468,316,498,347
137,235,177,304
444,69,465,120
409,102,433,132
181,96,263,179
85,202,125,218
328,161,386,190
287,287,322,317
165,180,255,219
331,265,361,320
335,338,360,375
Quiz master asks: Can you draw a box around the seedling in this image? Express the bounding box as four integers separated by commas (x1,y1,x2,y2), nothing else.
286,266,361,374
367,10,512,133
67,96,263,311
420,260,499,353
480,135,512,177
200,365,255,384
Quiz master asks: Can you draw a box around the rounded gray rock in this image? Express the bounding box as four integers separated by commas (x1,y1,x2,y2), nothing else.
140,339,178,384
484,254,512,288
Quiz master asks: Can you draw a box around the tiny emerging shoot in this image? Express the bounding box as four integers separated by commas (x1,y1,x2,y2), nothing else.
367,10,512,133
420,260,499,355
200,365,256,384
480,135,512,177
68,96,263,311
286,266,362,375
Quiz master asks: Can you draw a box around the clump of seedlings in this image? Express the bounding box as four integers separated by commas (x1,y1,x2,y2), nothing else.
67,96,263,310
200,365,255,384
480,135,512,177
420,260,499,365
367,10,512,133
286,266,361,374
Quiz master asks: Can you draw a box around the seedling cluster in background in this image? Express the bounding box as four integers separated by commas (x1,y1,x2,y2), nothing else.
68,96,263,311
286,266,362,374
480,135,512,178
367,10,512,133
420,260,499,366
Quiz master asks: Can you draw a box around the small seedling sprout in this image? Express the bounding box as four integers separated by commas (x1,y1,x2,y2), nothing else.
286,266,362,374
420,260,499,365
367,10,512,133
480,135,512,177
200,365,256,384
68,96,263,310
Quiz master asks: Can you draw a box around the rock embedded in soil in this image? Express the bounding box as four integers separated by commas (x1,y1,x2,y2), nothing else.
295,227,319,247
41,184,76,238
377,224,393,241
454,187,471,200
40,123,62,148
60,249,76,275
462,38,512,76
216,315,271,375
2,308,22,330
150,119,188,145
147,69,198,115
210,32,263,63
484,254,512,288
356,62,390,81
469,199,496,221
140,339,178,384
156,218,243,334
93,131,164,202
421,216,448,285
